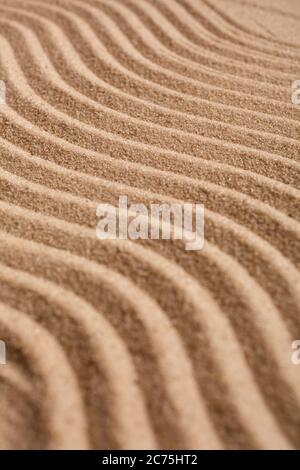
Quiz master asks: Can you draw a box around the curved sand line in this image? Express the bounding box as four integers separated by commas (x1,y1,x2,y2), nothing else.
1,199,299,448
1,5,299,140
0,228,294,449
0,0,299,450
0,301,90,449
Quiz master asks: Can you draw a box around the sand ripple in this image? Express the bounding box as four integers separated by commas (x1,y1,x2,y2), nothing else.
0,0,299,449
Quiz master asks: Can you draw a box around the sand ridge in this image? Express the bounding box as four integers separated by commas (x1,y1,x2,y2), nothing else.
0,0,299,449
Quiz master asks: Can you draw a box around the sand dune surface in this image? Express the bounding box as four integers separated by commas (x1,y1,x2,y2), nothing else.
0,0,299,450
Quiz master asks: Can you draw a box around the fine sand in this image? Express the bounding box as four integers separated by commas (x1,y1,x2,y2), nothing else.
0,0,299,450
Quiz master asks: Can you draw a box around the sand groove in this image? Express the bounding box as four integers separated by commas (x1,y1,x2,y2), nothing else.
0,0,299,450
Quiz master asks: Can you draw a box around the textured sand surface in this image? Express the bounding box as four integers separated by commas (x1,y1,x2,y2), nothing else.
0,0,299,450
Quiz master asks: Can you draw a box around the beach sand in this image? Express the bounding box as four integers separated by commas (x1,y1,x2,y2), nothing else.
0,0,299,449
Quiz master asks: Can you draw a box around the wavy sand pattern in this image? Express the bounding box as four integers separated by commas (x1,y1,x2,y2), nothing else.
0,0,299,450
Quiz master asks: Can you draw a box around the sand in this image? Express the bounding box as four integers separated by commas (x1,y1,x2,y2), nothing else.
0,0,299,450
